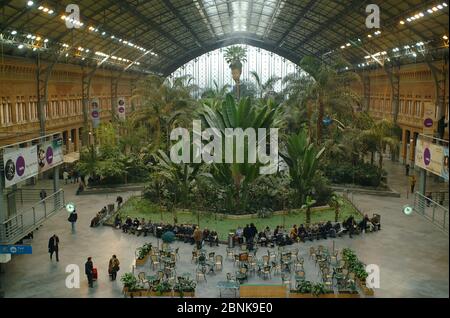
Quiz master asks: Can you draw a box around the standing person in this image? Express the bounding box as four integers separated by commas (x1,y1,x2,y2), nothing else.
405,164,410,176
426,192,433,207
116,196,123,209
410,175,416,193
48,234,59,262
108,255,120,281
68,210,78,231
39,189,47,201
63,169,69,185
85,257,94,288
193,226,203,250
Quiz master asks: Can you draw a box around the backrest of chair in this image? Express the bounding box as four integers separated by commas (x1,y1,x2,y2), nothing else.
309,246,315,254
151,254,158,262
209,252,215,259
138,272,145,281
226,273,232,281
215,255,223,263
157,271,164,279
262,255,269,263
264,266,271,272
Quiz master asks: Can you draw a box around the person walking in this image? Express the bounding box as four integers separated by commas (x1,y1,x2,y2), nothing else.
410,175,416,193
405,164,410,176
108,255,120,281
63,170,69,185
193,226,203,250
85,257,94,288
40,189,47,201
48,234,59,262
68,210,78,231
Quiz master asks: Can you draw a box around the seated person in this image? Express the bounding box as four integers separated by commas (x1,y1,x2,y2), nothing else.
257,231,267,246
297,224,306,242
122,216,133,233
344,216,358,238
114,215,122,229
90,213,101,227
333,222,344,237
136,218,146,236
202,228,210,242
370,214,381,231
207,230,219,247
290,225,298,241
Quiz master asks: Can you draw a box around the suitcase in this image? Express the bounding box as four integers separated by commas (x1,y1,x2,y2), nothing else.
92,268,98,281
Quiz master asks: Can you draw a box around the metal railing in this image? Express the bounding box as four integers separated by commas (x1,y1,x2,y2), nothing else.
0,189,65,244
413,192,449,233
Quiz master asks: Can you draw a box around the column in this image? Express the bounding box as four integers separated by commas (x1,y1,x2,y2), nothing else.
53,165,60,212
401,128,407,164
410,132,416,164
73,128,79,152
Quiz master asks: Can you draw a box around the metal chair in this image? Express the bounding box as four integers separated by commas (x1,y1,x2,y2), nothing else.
226,248,234,260
196,266,207,283
150,254,160,271
215,255,223,271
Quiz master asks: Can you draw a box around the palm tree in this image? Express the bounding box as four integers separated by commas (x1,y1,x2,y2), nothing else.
131,74,196,152
224,46,247,100
250,71,281,99
301,195,316,225
298,56,360,144
199,94,280,212
280,129,325,207
329,193,345,222
360,118,399,171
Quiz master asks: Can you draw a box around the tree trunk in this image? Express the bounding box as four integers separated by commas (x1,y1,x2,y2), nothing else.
317,97,324,144
370,152,374,165
335,207,339,222
306,208,311,225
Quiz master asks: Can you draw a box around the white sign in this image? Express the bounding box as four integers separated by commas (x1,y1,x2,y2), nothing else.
423,102,436,135
117,97,126,120
3,146,39,188
37,138,64,173
90,98,100,128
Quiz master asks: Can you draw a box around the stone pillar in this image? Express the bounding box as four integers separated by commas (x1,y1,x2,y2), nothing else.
419,168,427,196
73,128,79,152
410,132,416,164
401,128,407,164
53,165,60,210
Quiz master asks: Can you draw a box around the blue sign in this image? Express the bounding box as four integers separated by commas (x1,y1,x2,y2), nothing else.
0,245,32,254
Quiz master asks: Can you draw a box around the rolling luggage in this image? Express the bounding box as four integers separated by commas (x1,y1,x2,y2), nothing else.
92,268,98,281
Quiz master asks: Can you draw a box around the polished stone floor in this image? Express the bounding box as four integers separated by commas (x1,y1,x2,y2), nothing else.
0,160,448,298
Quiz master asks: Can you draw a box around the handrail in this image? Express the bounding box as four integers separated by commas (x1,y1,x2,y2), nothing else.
413,192,449,234
0,189,65,244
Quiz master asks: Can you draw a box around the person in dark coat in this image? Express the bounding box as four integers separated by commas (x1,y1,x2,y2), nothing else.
85,257,94,288
68,210,78,231
48,234,59,262
40,189,47,201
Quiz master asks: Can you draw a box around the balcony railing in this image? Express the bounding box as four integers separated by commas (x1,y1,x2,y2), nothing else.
0,189,65,244
413,192,449,233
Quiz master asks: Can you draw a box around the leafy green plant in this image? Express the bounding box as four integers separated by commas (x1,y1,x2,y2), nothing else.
136,243,152,260
121,273,138,291
311,282,333,296
294,280,313,294
174,278,196,297
153,280,172,295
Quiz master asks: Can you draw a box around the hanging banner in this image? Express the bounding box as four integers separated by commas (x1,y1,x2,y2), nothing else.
90,98,100,128
3,145,38,188
37,138,64,173
117,96,126,121
415,136,449,181
422,102,436,135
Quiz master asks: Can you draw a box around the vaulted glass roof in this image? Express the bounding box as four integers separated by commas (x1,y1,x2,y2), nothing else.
1,0,448,76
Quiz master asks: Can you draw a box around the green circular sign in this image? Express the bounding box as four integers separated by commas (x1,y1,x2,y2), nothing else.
403,205,413,215
66,202,76,213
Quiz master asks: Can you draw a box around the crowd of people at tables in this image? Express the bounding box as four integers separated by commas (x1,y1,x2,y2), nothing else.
111,212,380,249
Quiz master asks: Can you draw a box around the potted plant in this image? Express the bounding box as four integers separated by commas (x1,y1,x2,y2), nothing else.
135,243,152,266
174,278,196,298
224,46,247,99
151,280,173,297
338,281,360,298
121,273,142,297
289,280,314,298
311,282,334,298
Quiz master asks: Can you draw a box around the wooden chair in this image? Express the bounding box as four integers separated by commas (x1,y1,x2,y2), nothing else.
226,248,234,260
215,255,223,271
150,255,160,271
262,255,270,265
138,272,151,290
196,266,207,283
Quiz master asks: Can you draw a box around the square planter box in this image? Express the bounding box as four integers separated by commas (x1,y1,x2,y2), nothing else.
176,291,195,298
147,291,174,297
135,254,149,266
289,292,335,298
123,288,145,297
337,292,360,298
356,278,374,296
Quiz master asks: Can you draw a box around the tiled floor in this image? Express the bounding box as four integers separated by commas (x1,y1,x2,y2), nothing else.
0,159,448,298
